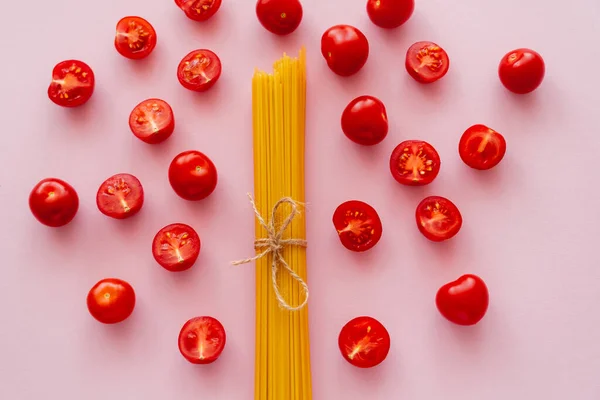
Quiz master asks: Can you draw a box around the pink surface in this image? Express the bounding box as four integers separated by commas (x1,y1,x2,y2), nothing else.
1,0,599,398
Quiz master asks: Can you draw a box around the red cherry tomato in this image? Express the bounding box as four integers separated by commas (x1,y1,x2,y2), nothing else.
179,316,226,364
47,60,95,107
459,124,506,170
114,16,157,60
341,95,388,146
129,99,175,144
416,196,462,242
436,274,489,326
87,278,136,324
169,150,218,201
367,0,414,29
177,49,222,92
29,178,79,227
390,140,441,186
498,48,545,94
321,25,369,77
405,41,449,84
256,0,303,35
96,174,144,219
332,200,382,252
153,223,201,272
175,0,222,21
338,316,390,368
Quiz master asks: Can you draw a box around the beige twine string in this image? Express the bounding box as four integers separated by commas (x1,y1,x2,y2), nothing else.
231,193,309,311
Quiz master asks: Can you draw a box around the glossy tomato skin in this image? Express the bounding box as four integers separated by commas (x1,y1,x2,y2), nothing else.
29,178,79,227
114,16,157,60
459,124,506,170
321,25,369,77
338,316,390,368
169,150,218,201
436,274,489,326
175,0,222,21
405,41,449,84
179,316,226,364
390,140,441,186
153,223,201,272
367,0,414,29
129,99,175,144
256,0,303,35
333,200,382,252
498,48,545,94
341,95,388,146
177,49,222,92
416,196,462,242
47,60,95,107
87,278,136,324
96,174,144,219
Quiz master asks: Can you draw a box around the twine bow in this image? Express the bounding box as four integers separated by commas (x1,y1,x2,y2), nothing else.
232,194,309,311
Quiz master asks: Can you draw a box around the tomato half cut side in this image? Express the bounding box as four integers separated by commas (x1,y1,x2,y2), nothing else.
367,0,415,29
178,316,226,364
177,49,222,92
459,124,506,170
29,178,79,227
256,0,303,35
416,196,462,242
47,60,95,107
321,25,369,77
87,278,136,324
153,223,201,272
129,99,175,144
390,140,441,186
436,274,489,326
405,41,449,84
96,174,144,219
341,95,388,146
498,48,545,94
175,0,222,21
169,150,218,201
114,16,157,60
332,200,382,252
338,316,390,368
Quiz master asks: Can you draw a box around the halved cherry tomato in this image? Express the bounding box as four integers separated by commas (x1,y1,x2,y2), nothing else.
338,316,390,368
129,99,175,144
416,196,462,242
153,223,201,272
498,48,545,94
177,49,222,92
390,140,441,186
87,278,136,324
333,200,382,252
29,178,79,227
175,0,222,21
256,0,303,35
114,16,157,60
321,25,369,77
47,60,95,107
405,41,449,84
367,0,414,29
436,274,489,326
459,124,506,170
96,174,144,219
179,316,226,364
341,95,388,146
169,150,218,201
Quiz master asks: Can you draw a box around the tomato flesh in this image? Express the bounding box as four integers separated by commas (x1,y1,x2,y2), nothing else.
333,200,382,252
256,0,303,36
87,278,136,324
96,174,144,219
114,16,157,60
390,140,441,186
177,49,222,92
169,150,218,201
29,178,79,227
153,224,201,272
175,0,222,21
436,274,489,326
179,316,226,364
459,124,506,170
341,95,388,146
416,196,462,242
405,41,449,84
367,0,414,29
129,99,175,144
498,48,545,94
47,60,95,107
338,316,390,368
321,25,369,77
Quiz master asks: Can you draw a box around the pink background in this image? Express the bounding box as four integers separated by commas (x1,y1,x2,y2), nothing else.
1,0,599,398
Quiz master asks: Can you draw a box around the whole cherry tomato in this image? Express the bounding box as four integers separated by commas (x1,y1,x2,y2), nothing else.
333,200,383,252
436,274,489,326
96,174,144,219
175,0,222,21
321,25,369,76
169,150,218,201
47,60,95,107
114,16,157,60
498,48,545,94
179,316,226,364
405,41,449,84
367,0,414,29
87,278,136,324
390,140,441,186
416,196,462,242
341,95,388,146
129,99,175,144
153,223,201,272
338,316,390,368
29,178,79,227
256,0,303,35
177,49,222,92
459,124,506,170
